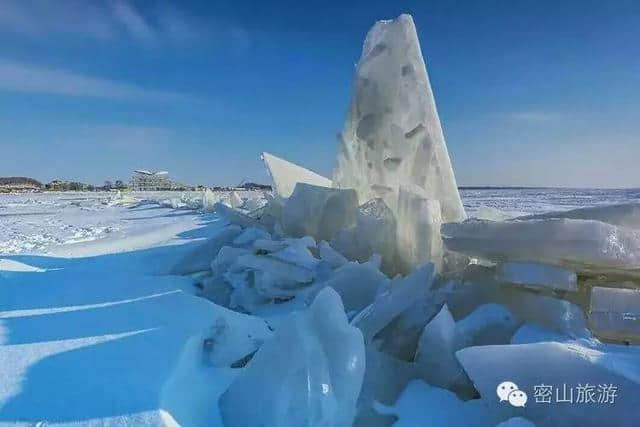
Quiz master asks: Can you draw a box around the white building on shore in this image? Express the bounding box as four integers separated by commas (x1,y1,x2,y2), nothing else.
130,170,177,191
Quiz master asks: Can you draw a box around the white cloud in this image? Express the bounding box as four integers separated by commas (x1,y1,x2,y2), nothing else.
111,0,157,45
0,0,249,49
0,59,188,102
503,111,566,123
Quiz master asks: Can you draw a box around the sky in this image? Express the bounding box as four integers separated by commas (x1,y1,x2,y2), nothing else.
0,0,638,188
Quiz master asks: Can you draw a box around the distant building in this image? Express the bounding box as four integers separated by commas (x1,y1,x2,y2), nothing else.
0,177,42,192
130,170,189,191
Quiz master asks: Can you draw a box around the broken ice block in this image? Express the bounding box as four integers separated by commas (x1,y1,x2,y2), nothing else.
334,14,465,223
415,304,466,390
352,263,435,342
331,198,397,273
496,261,577,292
456,341,640,426
203,308,272,367
374,380,490,427
219,288,365,427
171,225,242,274
318,260,389,313
442,218,640,273
262,151,332,199
214,203,264,229
281,183,358,241
589,286,640,343
211,246,251,276
519,202,640,230
319,240,349,269
233,227,271,246
396,185,443,272
230,191,243,209
454,303,519,348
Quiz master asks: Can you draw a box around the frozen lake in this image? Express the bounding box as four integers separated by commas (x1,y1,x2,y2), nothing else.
1,188,638,255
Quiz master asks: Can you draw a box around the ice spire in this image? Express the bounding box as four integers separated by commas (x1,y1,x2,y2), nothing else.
334,14,466,223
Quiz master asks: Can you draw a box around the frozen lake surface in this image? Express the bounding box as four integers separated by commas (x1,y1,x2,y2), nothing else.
1,189,638,255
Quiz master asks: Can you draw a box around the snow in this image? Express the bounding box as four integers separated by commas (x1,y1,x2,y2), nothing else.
1,12,639,427
261,152,332,199
333,14,466,224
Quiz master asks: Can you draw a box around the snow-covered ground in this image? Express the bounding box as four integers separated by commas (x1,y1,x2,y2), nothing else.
0,192,259,426
1,188,638,426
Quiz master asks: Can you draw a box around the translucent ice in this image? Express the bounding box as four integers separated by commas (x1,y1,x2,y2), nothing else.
496,261,577,292
415,304,466,390
318,240,349,269
281,183,358,241
331,198,397,272
352,263,435,342
219,288,365,427
519,202,640,230
334,14,465,224
442,218,640,273
262,151,333,199
396,185,443,272
456,341,640,426
589,286,640,343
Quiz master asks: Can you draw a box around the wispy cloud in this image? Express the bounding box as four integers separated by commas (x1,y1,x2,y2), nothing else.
0,59,188,102
0,0,247,48
502,111,566,123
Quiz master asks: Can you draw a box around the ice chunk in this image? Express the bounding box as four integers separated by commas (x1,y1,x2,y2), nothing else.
270,243,320,271
519,203,640,230
355,347,425,427
396,185,443,272
496,261,577,292
262,151,332,199
232,227,271,246
510,323,571,345
331,198,397,273
415,304,467,390
231,254,315,285
319,261,389,313
203,308,273,368
456,341,640,426
211,246,251,276
214,203,264,229
230,191,243,209
374,380,490,427
319,240,349,269
442,218,640,273
474,206,522,221
454,303,519,348
281,183,358,241
171,225,242,274
219,288,365,427
352,263,435,342
333,14,466,223
589,286,640,343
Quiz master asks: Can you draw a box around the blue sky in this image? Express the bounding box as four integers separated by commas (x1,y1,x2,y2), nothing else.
0,0,638,188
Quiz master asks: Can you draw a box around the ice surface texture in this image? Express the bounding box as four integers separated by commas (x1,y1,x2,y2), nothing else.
219,288,365,427
334,14,465,223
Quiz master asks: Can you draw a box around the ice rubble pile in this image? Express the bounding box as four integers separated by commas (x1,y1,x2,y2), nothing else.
177,14,639,427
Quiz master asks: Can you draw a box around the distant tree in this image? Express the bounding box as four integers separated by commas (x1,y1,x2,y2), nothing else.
115,180,126,189
104,180,113,190
87,184,95,191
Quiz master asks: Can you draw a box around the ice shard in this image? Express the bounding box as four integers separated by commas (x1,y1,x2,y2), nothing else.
589,286,640,343
262,152,333,199
334,14,465,224
219,288,365,427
